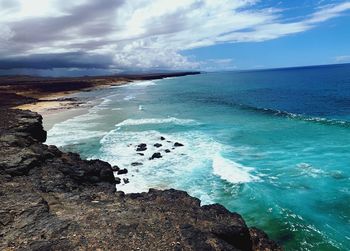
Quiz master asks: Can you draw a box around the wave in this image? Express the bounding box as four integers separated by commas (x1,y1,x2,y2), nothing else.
47,100,109,146
123,95,135,101
47,113,106,147
205,97,350,127
98,124,260,196
131,80,157,87
212,154,258,183
215,99,350,128
115,117,199,127
99,129,198,194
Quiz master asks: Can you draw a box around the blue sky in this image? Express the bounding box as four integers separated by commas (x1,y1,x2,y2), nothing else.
0,0,350,75
184,0,350,70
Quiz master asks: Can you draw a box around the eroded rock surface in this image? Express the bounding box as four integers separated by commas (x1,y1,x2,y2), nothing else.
0,108,281,251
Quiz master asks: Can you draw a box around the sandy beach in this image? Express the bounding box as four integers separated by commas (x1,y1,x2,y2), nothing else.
1,72,199,130
15,81,128,130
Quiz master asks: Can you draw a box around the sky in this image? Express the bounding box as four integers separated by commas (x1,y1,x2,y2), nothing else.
0,0,350,76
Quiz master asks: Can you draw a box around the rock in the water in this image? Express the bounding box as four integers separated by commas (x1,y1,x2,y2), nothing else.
115,177,121,184
174,142,184,147
149,152,162,160
131,162,143,166
160,136,165,140
112,165,120,171
0,108,281,251
117,168,128,175
137,153,144,156
165,149,171,153
136,143,147,151
154,143,162,148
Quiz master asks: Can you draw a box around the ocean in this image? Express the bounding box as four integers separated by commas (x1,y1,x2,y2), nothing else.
47,64,350,250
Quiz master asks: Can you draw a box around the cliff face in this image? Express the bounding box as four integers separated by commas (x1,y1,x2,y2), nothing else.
0,108,281,251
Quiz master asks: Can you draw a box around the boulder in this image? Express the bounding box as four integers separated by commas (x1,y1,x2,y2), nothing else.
149,152,162,160
112,165,120,171
174,142,184,147
131,162,143,166
136,143,147,151
117,169,128,175
115,177,121,184
154,143,162,148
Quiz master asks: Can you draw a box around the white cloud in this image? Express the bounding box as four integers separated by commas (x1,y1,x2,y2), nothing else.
0,0,350,71
335,55,350,63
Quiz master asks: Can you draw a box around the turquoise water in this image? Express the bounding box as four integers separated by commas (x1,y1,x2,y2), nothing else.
47,64,350,250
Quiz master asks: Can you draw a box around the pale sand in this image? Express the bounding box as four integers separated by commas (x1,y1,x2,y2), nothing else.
15,81,129,131
42,106,91,131
16,97,91,131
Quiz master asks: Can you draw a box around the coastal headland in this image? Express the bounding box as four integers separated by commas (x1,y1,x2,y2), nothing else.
0,72,200,112
0,73,281,250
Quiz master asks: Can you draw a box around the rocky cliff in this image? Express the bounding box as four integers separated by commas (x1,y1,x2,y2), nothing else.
0,108,281,250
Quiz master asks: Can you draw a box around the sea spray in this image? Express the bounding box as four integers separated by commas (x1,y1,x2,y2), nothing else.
212,154,258,183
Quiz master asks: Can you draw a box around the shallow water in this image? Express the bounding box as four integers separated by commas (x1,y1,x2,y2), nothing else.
47,64,350,250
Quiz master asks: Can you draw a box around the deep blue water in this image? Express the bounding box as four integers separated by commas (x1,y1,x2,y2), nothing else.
47,64,350,250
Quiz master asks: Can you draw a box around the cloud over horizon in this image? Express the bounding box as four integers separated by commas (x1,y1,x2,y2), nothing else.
1,0,350,74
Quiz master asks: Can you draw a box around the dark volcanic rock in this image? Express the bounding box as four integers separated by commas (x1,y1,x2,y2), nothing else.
160,136,165,140
0,108,281,251
115,177,121,184
154,143,162,148
149,152,162,160
131,162,143,166
0,108,47,142
111,165,120,171
250,227,282,251
174,142,184,147
136,143,147,151
165,149,171,153
0,92,38,108
137,153,144,156
117,168,128,175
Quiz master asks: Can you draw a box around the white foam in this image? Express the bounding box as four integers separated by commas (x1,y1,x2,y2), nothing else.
131,80,157,87
116,117,198,127
100,129,194,193
212,155,258,183
123,95,135,101
296,162,326,177
98,122,258,194
47,103,107,147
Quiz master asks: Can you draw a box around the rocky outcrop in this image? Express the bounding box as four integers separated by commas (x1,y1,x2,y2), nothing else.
174,142,184,147
136,143,147,151
0,108,281,250
149,152,162,160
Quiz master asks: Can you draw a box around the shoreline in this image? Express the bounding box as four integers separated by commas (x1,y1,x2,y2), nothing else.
0,72,200,108
0,72,282,249
15,80,130,130
16,82,128,131
0,107,281,250
1,72,200,130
